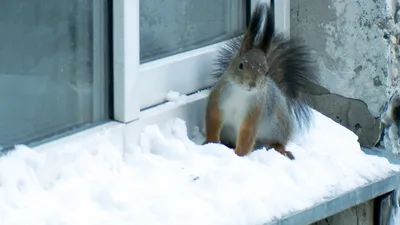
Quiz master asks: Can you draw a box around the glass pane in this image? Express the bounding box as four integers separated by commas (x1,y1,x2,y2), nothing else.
140,0,247,63
0,0,110,151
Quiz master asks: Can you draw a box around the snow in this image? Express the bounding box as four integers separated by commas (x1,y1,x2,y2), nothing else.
165,91,181,102
0,109,399,225
165,91,187,104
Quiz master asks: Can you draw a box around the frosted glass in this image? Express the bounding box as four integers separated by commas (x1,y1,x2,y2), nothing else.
0,0,110,151
140,0,247,63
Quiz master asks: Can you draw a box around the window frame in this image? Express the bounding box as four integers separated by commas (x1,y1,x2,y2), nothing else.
112,0,290,123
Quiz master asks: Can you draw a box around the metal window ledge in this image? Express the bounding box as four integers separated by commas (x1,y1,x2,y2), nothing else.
264,147,400,225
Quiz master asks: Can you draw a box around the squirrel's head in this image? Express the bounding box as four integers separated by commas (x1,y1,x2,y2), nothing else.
226,2,274,92
229,49,268,92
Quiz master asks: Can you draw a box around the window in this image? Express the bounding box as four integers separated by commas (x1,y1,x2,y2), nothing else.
0,0,111,150
113,0,248,122
137,0,247,107
139,1,247,63
0,0,290,150
114,0,289,123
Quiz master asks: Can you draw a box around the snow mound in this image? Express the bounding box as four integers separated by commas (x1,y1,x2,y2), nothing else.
0,110,398,225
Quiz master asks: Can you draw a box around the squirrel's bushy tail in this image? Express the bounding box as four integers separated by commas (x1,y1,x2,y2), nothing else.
211,1,319,128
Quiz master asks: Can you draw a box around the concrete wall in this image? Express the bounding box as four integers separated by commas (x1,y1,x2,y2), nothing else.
290,0,399,224
292,0,388,115
290,0,400,150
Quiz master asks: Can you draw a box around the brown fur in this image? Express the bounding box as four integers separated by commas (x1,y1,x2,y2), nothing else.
203,85,223,144
234,103,262,156
267,143,295,160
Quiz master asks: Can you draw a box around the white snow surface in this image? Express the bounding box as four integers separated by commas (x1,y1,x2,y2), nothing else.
165,90,181,102
165,91,187,104
0,109,399,225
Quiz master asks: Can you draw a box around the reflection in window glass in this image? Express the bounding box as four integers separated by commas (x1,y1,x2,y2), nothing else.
140,0,247,63
0,0,110,151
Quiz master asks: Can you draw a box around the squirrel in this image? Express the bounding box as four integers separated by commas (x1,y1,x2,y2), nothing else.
202,2,320,160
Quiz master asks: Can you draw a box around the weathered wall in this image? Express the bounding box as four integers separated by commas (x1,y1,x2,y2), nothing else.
291,0,400,151
292,0,388,116
290,0,400,224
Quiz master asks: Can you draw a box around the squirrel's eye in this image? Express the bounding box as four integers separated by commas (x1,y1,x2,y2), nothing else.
238,62,244,70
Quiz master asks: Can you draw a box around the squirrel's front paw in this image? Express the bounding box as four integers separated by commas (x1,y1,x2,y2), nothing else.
234,147,251,157
202,140,210,145
202,139,220,145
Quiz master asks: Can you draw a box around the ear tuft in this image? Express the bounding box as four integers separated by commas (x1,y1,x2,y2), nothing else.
240,3,266,53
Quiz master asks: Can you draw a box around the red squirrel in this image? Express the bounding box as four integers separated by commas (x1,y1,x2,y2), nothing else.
203,2,320,160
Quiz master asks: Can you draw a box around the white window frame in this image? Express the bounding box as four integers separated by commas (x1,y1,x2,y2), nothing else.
112,0,290,123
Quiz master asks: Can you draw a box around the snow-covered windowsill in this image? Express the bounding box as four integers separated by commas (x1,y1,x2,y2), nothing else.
1,91,400,225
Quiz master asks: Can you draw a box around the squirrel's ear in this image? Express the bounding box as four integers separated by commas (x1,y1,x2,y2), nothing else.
239,3,264,53
258,2,275,52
